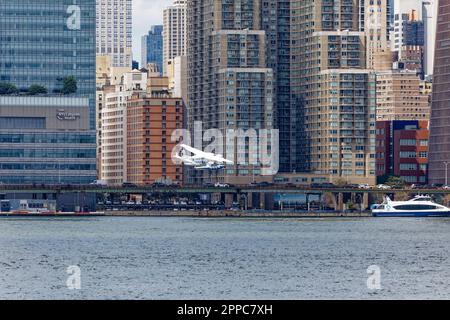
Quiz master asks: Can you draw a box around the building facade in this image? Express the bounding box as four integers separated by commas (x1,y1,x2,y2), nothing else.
100,71,147,185
428,0,450,184
376,70,430,121
96,0,133,68
0,96,96,184
141,26,164,74
166,56,188,103
376,120,429,184
290,0,377,184
0,0,96,122
361,0,390,70
163,0,187,76
260,0,296,173
0,0,96,184
422,0,438,77
126,89,184,186
187,0,275,185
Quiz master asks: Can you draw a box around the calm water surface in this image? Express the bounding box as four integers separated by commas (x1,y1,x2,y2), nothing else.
0,217,449,299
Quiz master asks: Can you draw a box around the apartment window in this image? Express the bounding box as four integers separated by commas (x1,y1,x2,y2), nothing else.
399,151,416,158
400,163,417,171
399,139,416,146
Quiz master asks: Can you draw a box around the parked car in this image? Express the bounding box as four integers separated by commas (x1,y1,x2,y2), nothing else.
214,182,229,188
90,179,108,186
251,181,273,187
122,182,137,188
376,184,391,190
358,184,371,189
311,182,336,189
203,182,215,187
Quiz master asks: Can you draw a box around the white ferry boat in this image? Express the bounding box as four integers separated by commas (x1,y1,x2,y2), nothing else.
372,195,450,217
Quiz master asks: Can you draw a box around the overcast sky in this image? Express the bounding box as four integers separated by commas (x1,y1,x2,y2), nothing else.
133,0,171,64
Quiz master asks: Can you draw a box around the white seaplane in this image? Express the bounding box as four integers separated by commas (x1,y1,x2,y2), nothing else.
173,144,234,170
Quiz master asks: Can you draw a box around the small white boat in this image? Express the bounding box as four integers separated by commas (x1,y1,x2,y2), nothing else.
372,195,450,217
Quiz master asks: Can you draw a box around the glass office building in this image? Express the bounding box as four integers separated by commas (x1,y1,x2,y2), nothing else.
141,25,163,73
0,0,96,184
0,0,96,128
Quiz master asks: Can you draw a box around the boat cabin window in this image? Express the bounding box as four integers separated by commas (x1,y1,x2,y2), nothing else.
393,204,437,211
412,197,431,201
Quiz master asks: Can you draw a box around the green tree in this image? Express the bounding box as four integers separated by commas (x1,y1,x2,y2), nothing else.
62,76,77,94
385,176,406,188
334,178,347,187
0,82,19,95
28,84,48,95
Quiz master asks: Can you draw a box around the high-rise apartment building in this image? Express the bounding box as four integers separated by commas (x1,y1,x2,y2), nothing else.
260,1,296,173
100,71,147,185
126,88,184,186
290,0,377,184
428,0,450,184
361,0,390,70
96,55,132,179
0,0,96,184
187,0,275,185
376,70,430,121
163,0,187,76
141,26,164,74
96,0,132,68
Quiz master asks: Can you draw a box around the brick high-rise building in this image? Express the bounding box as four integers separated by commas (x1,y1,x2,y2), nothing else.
126,85,183,186
428,0,450,184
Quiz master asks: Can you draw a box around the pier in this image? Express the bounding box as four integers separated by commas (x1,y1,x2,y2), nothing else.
2,184,450,213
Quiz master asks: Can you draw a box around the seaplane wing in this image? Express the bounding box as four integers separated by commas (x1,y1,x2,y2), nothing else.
179,144,234,165
179,144,203,156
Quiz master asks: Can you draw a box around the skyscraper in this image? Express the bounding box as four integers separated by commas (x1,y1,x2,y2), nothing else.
96,0,133,68
187,0,275,185
0,0,97,184
392,1,423,54
361,0,390,70
261,0,296,173
422,0,438,77
141,26,164,74
163,0,187,76
427,0,450,184
290,0,377,184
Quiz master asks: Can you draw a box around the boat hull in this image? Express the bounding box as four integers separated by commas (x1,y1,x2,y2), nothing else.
372,210,450,217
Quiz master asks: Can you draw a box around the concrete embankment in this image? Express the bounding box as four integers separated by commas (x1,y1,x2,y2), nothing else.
104,210,373,218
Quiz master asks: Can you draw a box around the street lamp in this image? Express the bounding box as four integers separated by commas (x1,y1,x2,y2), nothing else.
444,161,450,186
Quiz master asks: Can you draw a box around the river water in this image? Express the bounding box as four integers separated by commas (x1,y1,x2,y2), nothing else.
0,217,449,299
